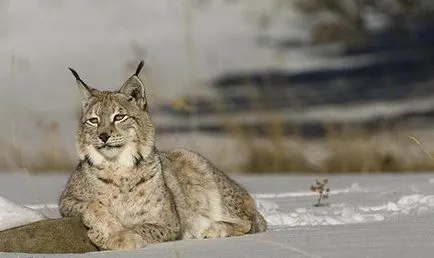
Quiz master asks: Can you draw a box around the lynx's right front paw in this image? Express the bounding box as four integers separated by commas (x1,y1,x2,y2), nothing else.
106,229,146,250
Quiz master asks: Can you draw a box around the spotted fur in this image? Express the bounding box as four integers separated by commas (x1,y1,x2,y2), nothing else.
58,61,267,250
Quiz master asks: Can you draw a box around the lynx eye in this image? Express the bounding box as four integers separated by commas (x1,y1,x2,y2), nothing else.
113,114,127,122
86,117,99,125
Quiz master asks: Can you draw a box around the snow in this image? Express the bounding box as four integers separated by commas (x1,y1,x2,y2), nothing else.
255,192,434,228
1,173,434,257
252,182,434,228
253,182,367,199
0,195,46,231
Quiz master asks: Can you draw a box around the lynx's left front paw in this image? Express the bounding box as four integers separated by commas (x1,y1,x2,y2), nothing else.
106,229,146,250
203,222,231,238
204,220,252,238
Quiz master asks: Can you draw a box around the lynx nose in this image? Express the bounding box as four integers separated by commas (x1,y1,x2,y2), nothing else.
98,133,110,143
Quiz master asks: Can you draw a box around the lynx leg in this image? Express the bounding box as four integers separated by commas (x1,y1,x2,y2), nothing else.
82,201,144,250
250,211,267,233
133,223,179,245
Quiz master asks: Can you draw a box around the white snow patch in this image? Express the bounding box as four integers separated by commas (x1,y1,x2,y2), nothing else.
359,202,400,212
0,195,47,231
25,203,59,210
256,199,386,228
253,182,367,199
396,194,434,214
255,193,434,229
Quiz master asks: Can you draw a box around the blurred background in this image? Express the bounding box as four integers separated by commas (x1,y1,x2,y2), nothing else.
1,0,434,175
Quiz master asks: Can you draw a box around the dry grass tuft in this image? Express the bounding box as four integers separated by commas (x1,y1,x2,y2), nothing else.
244,146,312,174
310,178,330,207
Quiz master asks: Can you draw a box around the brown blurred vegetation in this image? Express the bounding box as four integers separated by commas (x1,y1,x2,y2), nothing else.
0,113,434,174
1,0,434,174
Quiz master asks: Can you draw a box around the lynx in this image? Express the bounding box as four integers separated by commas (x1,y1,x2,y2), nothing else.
58,61,267,250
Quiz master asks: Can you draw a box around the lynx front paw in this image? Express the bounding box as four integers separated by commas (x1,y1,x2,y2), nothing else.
203,220,252,238
203,222,230,238
106,230,146,250
87,229,109,250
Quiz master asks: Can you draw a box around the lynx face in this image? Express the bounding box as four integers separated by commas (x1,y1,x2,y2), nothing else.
70,62,155,166
81,93,142,159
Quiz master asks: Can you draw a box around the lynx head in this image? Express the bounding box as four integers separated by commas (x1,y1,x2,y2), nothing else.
70,61,154,167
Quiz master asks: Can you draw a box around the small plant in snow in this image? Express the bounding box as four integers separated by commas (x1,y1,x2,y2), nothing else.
310,178,330,207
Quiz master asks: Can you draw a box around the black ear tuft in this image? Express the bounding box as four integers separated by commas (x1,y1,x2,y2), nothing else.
68,67,88,86
134,61,145,76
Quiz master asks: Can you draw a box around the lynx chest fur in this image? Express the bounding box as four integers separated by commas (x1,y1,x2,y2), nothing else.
86,163,166,227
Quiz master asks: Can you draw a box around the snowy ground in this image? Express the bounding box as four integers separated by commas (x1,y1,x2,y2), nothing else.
1,172,434,257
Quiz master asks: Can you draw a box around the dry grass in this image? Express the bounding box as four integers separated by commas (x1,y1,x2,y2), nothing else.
1,122,434,174
222,113,434,174
164,77,434,175
1,112,434,175
211,84,429,174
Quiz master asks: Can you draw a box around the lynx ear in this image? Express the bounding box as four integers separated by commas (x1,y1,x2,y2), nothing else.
119,61,147,109
68,67,94,102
